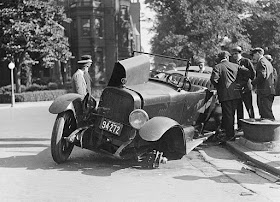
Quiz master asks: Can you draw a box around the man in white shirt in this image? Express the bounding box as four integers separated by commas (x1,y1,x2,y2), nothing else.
72,55,92,96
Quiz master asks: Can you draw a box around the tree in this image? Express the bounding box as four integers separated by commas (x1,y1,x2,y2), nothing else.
243,0,280,69
145,0,252,66
0,0,72,92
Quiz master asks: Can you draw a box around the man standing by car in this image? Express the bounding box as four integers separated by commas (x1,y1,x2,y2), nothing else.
251,48,275,120
72,55,93,97
210,51,241,142
196,58,211,74
231,46,255,130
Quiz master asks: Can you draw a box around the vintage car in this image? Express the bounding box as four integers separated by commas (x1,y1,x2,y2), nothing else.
49,54,217,168
153,64,222,132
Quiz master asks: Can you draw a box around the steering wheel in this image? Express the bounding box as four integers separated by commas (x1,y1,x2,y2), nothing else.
166,73,192,91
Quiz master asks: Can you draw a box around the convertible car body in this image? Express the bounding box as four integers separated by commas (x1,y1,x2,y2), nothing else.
49,54,217,168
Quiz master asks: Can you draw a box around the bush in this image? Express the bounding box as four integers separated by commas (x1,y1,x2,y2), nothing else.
0,89,68,103
62,81,72,90
0,85,103,103
25,84,47,92
48,82,58,90
32,78,48,86
0,85,26,94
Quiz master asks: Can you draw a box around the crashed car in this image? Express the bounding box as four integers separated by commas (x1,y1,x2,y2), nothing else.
49,53,217,168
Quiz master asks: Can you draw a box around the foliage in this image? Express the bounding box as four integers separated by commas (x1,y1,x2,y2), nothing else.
145,0,253,66
47,82,59,90
25,84,47,92
0,86,104,103
242,0,280,69
0,0,72,92
0,89,68,103
0,84,26,94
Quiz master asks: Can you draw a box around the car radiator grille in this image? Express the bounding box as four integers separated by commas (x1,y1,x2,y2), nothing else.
99,89,134,124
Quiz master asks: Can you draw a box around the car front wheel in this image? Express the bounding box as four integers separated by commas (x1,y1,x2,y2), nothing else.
51,111,76,163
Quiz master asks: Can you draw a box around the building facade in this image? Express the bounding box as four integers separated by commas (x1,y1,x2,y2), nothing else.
63,0,141,85
0,0,141,87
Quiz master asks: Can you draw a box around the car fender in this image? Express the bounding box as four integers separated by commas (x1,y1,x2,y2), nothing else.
49,93,83,117
139,116,184,141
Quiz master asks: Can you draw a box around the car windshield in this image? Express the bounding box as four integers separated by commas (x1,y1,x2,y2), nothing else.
133,51,190,79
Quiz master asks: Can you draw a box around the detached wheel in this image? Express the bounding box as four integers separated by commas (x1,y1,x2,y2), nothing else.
51,111,76,163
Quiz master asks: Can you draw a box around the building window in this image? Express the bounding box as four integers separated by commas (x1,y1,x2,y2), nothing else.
81,18,91,37
94,18,103,37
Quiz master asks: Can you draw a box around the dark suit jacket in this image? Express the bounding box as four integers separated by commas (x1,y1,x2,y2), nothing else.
235,57,255,92
251,56,275,96
210,60,241,102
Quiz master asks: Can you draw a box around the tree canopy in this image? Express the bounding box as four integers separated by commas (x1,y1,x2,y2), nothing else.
145,0,280,67
0,0,72,92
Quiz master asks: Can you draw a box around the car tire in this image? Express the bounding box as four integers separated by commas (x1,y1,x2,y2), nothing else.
51,111,76,164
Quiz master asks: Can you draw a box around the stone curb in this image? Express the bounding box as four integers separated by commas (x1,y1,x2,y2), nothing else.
226,141,280,177
237,136,280,151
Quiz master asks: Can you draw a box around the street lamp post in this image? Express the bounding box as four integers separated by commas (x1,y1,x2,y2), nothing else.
8,62,15,107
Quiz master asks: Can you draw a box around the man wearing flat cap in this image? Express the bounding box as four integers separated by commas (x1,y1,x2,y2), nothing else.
210,51,241,142
251,48,275,120
72,55,93,97
231,46,255,130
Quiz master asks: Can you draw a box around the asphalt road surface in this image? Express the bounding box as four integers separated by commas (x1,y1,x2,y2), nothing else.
0,101,280,202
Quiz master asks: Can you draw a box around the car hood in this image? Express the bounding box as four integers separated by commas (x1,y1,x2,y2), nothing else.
108,55,150,87
128,81,186,106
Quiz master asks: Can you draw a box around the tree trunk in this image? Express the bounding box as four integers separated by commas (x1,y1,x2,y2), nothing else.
26,64,32,87
14,52,26,93
52,60,63,85
15,62,21,93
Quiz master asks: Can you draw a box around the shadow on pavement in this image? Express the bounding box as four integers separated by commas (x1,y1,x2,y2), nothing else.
0,143,133,177
173,171,267,185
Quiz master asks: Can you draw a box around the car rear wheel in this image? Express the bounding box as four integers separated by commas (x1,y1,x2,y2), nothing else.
51,111,76,163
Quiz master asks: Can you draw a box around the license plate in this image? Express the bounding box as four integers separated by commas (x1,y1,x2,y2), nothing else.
99,118,123,136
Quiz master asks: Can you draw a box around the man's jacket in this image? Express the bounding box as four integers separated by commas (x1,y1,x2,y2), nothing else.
210,60,241,102
252,57,275,96
71,69,88,96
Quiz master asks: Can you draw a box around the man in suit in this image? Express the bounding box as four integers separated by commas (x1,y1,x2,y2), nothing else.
72,55,93,97
197,58,211,74
231,46,255,130
251,48,275,120
210,51,241,142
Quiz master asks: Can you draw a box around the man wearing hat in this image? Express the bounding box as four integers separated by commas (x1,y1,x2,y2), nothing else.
264,54,273,62
72,55,93,97
231,46,255,130
251,48,275,120
210,51,241,142
196,58,211,74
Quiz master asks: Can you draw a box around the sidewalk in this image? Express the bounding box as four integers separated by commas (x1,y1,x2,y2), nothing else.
226,139,280,177
225,95,280,178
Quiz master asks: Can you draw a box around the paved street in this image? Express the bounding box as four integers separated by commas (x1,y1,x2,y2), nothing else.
0,98,280,201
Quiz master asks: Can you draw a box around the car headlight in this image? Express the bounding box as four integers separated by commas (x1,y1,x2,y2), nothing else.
129,109,149,129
